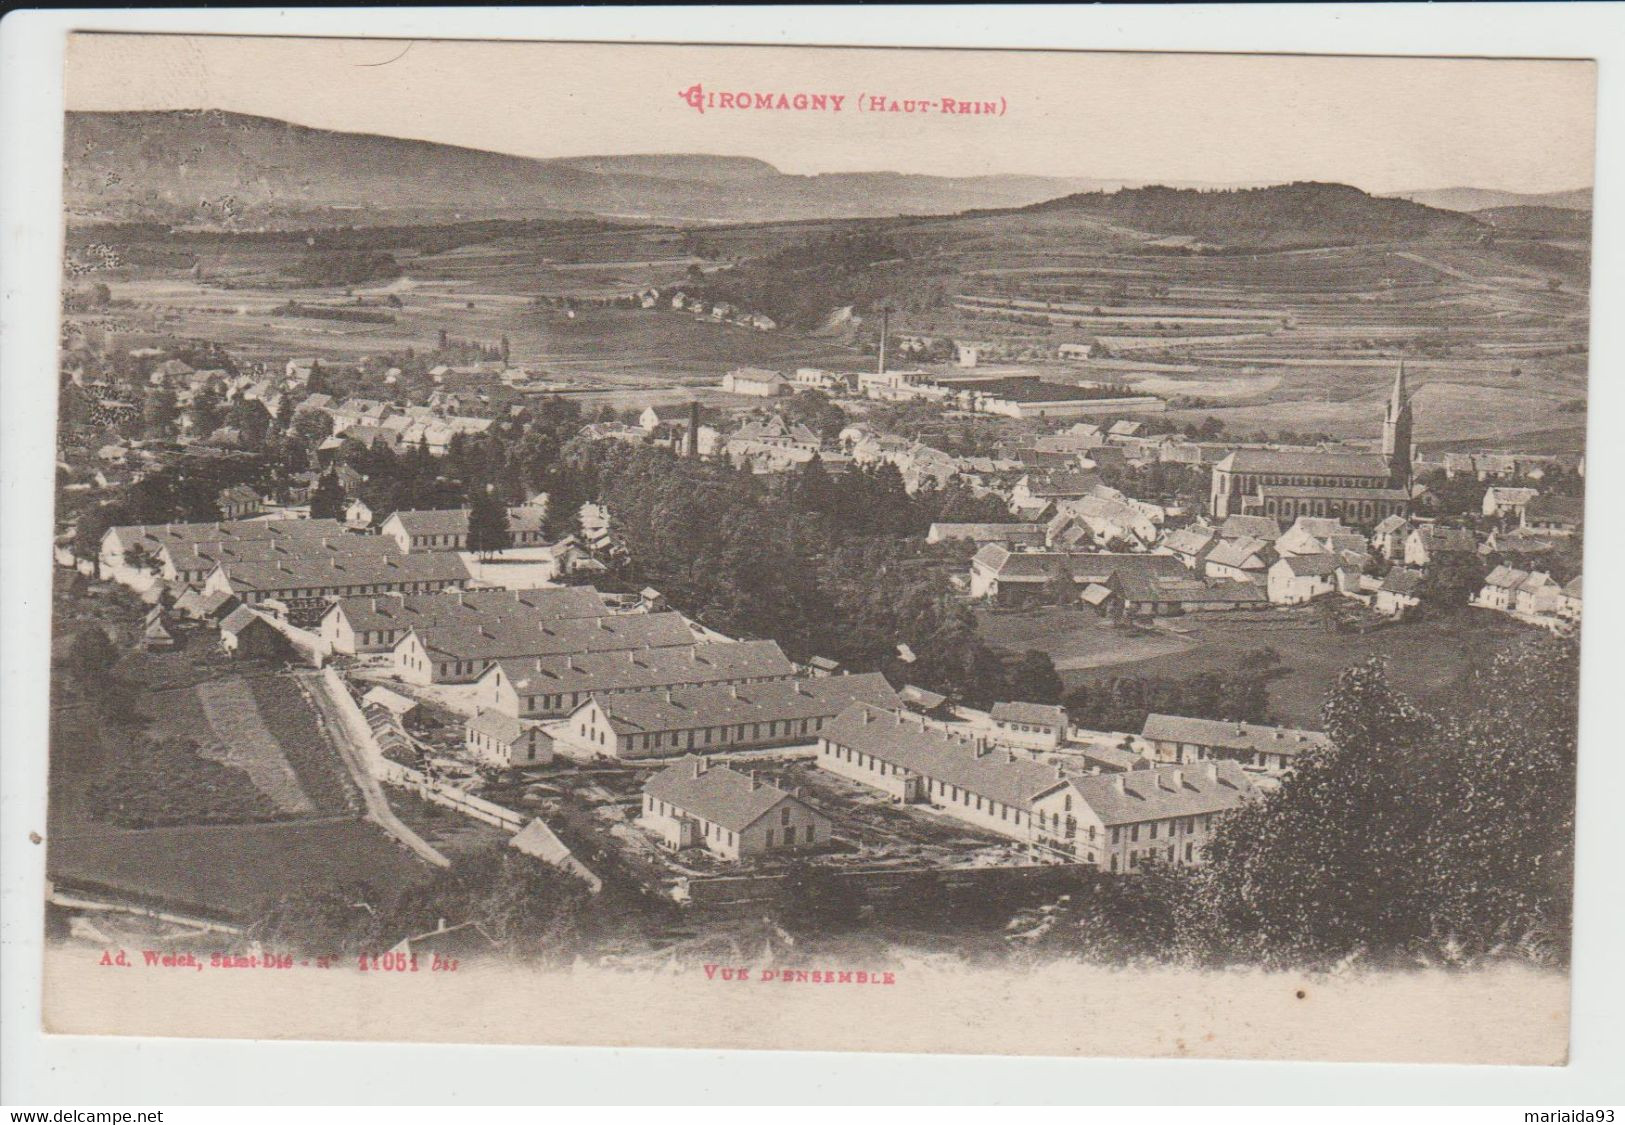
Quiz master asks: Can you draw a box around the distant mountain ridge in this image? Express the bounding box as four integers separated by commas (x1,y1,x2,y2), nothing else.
64,109,1110,225
1387,186,1592,213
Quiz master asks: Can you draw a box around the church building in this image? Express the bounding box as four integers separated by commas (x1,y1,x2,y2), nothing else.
1208,365,1414,524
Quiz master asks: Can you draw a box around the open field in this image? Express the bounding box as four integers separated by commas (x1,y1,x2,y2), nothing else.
979,604,1539,727
49,818,431,922
976,607,1189,671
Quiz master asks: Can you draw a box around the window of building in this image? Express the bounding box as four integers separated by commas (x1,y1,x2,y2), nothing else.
766,829,775,847
781,808,791,826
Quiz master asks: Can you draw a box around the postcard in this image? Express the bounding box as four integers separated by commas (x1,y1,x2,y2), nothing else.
40,30,1591,1064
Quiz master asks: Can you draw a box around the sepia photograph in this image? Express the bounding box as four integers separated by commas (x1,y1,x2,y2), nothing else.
11,16,1610,1088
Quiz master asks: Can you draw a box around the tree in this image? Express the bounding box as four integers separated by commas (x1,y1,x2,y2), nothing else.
308,470,346,521
466,485,512,560
291,408,335,445
1418,551,1487,614
248,881,384,958
1006,650,1064,705
142,386,178,438
69,624,119,683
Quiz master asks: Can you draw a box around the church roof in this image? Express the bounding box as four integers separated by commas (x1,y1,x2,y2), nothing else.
1217,449,1392,477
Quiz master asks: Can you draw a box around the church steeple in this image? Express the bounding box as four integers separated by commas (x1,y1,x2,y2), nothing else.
1383,362,1413,488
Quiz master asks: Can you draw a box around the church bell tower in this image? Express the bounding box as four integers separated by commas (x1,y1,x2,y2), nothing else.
1382,362,1414,489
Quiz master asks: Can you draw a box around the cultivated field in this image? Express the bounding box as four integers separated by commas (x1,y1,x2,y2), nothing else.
979,604,1539,727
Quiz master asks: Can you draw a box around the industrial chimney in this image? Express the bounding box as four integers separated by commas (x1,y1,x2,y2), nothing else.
686,401,700,459
877,307,889,375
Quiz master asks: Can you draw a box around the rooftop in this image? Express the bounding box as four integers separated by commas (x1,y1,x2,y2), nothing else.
644,757,816,833
822,703,1070,812
1067,761,1259,826
591,673,899,736
488,639,796,697
1141,714,1332,758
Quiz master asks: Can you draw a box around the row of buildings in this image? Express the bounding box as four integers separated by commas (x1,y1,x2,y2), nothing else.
643,701,1274,870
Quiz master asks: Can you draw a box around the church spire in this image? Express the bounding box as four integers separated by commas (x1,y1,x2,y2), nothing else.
1383,361,1413,488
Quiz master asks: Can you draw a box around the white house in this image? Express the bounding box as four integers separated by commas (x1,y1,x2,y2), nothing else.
1267,553,1340,604
987,702,1068,751
465,709,553,768
640,757,830,861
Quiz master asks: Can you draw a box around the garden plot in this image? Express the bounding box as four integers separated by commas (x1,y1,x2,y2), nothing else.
194,676,315,816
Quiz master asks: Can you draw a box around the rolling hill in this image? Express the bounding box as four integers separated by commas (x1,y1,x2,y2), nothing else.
1015,181,1484,250
64,109,1107,226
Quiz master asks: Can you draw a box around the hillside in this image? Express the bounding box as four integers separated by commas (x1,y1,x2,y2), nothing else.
64,109,1101,226
1471,205,1592,238
1018,182,1483,250
1390,186,1592,213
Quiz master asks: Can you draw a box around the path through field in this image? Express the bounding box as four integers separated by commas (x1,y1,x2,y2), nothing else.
194,676,314,815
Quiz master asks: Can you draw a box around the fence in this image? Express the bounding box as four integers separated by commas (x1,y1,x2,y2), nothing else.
376,758,528,833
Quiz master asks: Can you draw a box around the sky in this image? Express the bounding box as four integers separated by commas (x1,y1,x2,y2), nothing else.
65,34,1596,194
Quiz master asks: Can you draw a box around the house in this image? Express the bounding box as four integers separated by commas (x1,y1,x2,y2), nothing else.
1371,515,1412,559
1028,761,1260,871
898,684,953,718
344,497,375,531
1158,526,1219,569
792,368,849,391
988,702,1069,751
1521,494,1583,537
361,685,418,720
641,757,830,861
926,522,1047,549
465,709,553,768
721,367,790,398
218,606,288,660
1218,514,1282,542
1203,535,1276,582
1266,553,1340,604
1374,567,1423,618
140,607,175,651
380,507,549,554
555,673,899,760
509,819,602,892
216,484,263,520
968,547,1186,607
1107,420,1144,440
1404,525,1478,568
1476,564,1528,613
1276,517,1354,558
1142,714,1332,774
819,704,1072,839
1483,486,1539,520
637,403,719,434
471,639,797,719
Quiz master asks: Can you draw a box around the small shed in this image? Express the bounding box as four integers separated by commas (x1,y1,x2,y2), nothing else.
219,606,288,660
362,685,419,719
509,819,603,893
465,709,553,767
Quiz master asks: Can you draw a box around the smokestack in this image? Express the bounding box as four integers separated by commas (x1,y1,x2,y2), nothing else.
686,401,700,459
877,307,889,375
